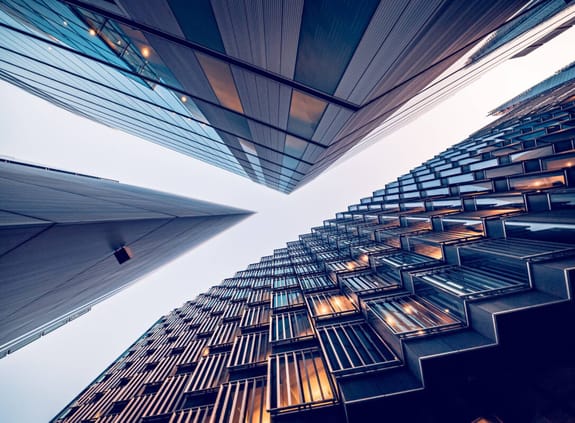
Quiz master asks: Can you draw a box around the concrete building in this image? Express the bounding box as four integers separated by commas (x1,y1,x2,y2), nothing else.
0,158,252,358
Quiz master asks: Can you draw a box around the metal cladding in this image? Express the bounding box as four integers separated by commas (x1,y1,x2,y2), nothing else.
53,85,575,422
1,0,561,193
0,159,252,358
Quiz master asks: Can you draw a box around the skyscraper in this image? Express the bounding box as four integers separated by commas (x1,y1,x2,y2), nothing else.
0,158,252,358
2,0,570,192
53,79,575,422
468,0,575,63
490,59,575,116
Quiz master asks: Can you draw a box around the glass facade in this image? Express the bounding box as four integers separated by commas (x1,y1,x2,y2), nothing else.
0,0,552,192
54,82,575,422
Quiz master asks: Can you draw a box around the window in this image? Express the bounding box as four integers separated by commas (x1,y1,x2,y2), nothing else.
208,321,239,349
228,331,269,369
287,91,327,139
247,289,270,305
271,311,314,344
211,378,268,423
272,289,304,310
299,275,335,292
268,349,336,412
318,322,398,375
142,382,161,395
367,295,461,338
240,305,271,331
175,362,196,375
185,352,230,393
106,400,128,415
306,291,357,319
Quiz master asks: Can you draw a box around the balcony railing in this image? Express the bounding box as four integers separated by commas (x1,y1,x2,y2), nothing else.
212,378,269,423
268,349,337,413
317,321,399,376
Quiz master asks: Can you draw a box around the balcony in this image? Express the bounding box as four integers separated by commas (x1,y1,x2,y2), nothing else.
211,378,269,423
270,311,314,345
405,228,484,260
184,351,229,394
339,270,401,306
317,321,399,376
228,332,269,370
306,291,358,321
366,295,463,340
412,265,527,300
271,289,305,311
240,305,271,333
268,349,337,413
298,275,336,293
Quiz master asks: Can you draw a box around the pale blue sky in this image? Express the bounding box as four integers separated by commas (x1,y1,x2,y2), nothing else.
0,22,574,423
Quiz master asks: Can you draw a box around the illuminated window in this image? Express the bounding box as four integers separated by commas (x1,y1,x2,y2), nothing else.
318,322,398,375
367,295,461,338
271,311,314,344
228,331,269,369
211,378,269,423
268,349,336,412
509,173,565,190
543,153,575,171
306,291,357,320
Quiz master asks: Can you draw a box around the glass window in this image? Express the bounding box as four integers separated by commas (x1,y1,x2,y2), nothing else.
367,295,461,337
287,90,327,139
168,0,225,53
271,311,314,343
211,378,269,423
306,291,357,319
185,351,229,393
294,0,379,94
268,349,336,411
509,173,565,191
196,52,243,113
318,322,397,374
228,332,269,369
271,289,304,310
542,153,575,171
299,275,335,292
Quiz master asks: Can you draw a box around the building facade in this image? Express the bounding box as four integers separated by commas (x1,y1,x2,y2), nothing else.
490,60,575,116
53,83,575,422
0,159,252,358
468,0,575,63
2,0,569,192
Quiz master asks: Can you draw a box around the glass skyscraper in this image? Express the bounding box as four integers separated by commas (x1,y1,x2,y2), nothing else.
2,0,569,192
52,76,575,422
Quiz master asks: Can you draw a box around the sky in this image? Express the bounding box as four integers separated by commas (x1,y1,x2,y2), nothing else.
0,21,574,423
